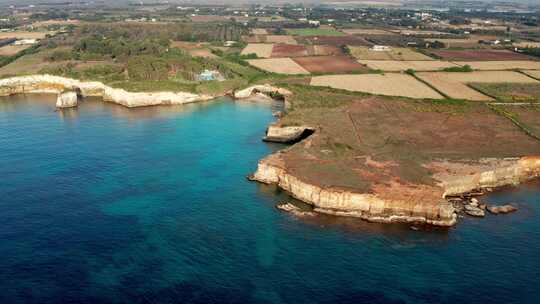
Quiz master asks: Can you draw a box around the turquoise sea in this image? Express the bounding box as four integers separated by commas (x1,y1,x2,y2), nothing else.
0,95,539,304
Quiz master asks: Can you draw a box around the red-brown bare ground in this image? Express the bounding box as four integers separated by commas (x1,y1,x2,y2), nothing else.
293,56,368,73
430,49,536,61
277,95,540,198
271,44,308,58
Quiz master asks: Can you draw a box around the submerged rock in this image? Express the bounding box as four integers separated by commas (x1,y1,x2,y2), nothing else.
487,204,518,214
276,202,315,217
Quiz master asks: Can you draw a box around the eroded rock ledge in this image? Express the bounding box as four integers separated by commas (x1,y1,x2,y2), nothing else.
251,154,540,226
263,124,315,143
0,75,214,108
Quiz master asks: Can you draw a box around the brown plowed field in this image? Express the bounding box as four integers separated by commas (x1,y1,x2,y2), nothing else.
271,44,308,58
293,56,368,73
430,50,535,61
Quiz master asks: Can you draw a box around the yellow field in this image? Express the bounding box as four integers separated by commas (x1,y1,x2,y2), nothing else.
310,74,444,99
0,45,32,56
0,31,54,39
241,44,274,58
454,61,540,70
523,70,540,80
265,35,297,44
247,58,310,75
359,60,459,71
417,71,539,101
348,46,433,61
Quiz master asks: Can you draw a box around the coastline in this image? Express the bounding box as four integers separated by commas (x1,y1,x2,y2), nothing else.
3,74,539,227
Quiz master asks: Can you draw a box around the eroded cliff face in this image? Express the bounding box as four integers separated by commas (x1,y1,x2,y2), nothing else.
234,84,292,100
263,124,315,143
0,75,214,107
252,153,457,226
252,154,540,226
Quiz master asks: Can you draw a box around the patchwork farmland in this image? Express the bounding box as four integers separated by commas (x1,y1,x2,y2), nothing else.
349,46,434,61
429,50,535,61
247,58,310,75
416,71,540,101
292,56,368,74
359,60,459,71
310,74,444,99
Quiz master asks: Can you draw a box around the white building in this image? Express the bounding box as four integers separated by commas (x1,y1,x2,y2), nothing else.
14,39,37,45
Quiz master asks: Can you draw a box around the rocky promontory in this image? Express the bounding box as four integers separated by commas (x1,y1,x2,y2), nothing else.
250,95,540,227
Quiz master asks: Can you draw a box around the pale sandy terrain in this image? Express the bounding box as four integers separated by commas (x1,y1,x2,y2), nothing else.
0,31,54,39
342,29,394,35
349,46,434,61
0,45,31,56
251,28,269,35
241,44,274,58
417,71,539,101
265,35,297,44
454,61,540,70
359,60,459,71
247,58,310,75
310,74,444,99
189,49,217,58
523,70,540,79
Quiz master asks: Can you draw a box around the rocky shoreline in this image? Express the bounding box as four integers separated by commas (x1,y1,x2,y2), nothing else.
251,126,540,227
0,75,290,108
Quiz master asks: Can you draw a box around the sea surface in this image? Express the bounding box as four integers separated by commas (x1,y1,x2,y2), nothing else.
0,95,539,304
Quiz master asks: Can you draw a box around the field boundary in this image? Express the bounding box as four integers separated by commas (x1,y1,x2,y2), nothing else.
409,72,451,99
487,103,540,141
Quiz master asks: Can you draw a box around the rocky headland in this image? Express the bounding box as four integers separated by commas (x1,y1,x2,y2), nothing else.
250,94,540,227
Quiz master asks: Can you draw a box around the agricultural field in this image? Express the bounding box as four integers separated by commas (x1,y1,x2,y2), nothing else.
0,31,55,39
298,35,369,46
523,70,540,80
293,56,368,74
241,43,274,58
247,58,309,75
0,47,70,76
348,46,434,61
342,29,394,35
429,50,535,61
0,45,32,56
453,61,540,70
265,35,297,44
470,83,540,103
271,44,308,58
286,28,345,37
251,29,268,35
358,60,459,71
416,71,539,101
492,104,540,139
310,74,443,99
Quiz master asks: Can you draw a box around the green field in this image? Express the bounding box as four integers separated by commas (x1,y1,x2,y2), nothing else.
286,28,345,37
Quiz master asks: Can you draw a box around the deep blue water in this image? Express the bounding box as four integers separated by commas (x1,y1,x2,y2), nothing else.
0,95,539,304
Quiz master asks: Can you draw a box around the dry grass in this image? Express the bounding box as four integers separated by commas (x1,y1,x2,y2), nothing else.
417,71,539,101
310,74,444,99
265,35,297,44
454,61,540,71
0,31,54,39
0,44,32,56
359,60,459,71
241,43,274,58
0,48,70,76
247,58,310,75
349,46,434,61
189,49,217,58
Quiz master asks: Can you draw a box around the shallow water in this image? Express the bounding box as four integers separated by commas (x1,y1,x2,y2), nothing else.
0,95,539,304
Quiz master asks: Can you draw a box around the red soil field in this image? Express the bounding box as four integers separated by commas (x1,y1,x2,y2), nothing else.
293,56,368,73
430,50,535,61
301,36,370,46
271,44,308,58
